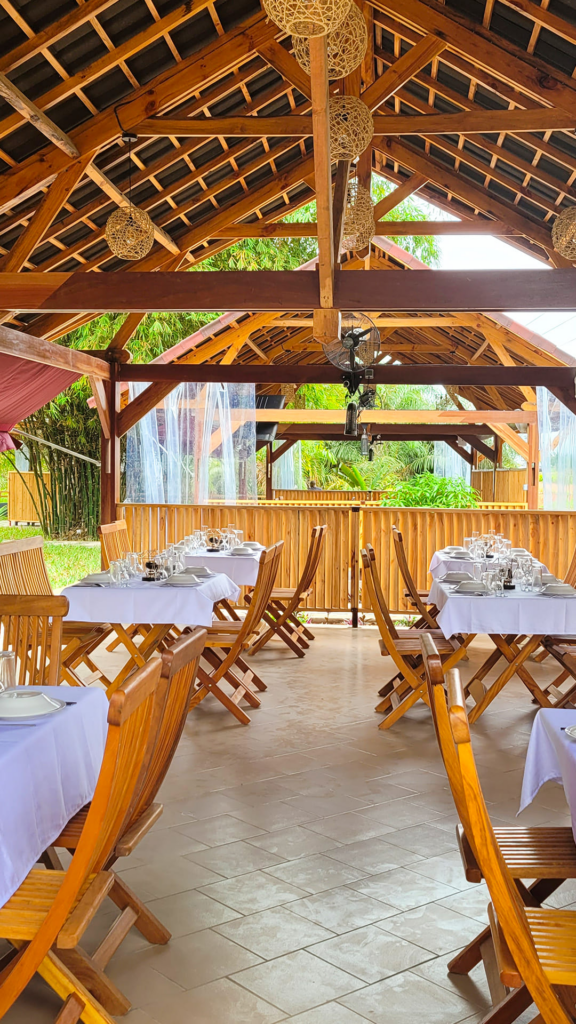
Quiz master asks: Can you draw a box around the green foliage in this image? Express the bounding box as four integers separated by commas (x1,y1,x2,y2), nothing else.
372,176,440,267
380,473,479,508
0,526,99,589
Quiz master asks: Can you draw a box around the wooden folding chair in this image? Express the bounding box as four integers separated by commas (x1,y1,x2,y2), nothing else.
362,546,472,729
447,662,576,1024
192,542,283,724
392,525,439,628
248,524,327,657
0,536,113,688
48,629,206,1009
0,657,161,1024
421,632,576,1024
0,594,68,686
98,521,131,568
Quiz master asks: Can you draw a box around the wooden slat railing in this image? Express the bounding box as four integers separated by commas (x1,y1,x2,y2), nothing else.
117,503,576,614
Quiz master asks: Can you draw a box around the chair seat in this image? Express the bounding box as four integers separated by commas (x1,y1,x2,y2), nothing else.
496,826,576,877
0,869,111,942
270,588,312,599
404,588,430,601
493,905,576,988
379,635,455,656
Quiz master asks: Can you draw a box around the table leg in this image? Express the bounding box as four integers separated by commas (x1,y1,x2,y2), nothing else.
468,635,544,724
490,635,552,709
106,624,173,696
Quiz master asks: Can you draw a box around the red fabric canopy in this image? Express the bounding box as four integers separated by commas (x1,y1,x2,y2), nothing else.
0,353,80,451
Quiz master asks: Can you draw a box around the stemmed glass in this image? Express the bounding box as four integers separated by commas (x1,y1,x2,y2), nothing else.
0,651,16,691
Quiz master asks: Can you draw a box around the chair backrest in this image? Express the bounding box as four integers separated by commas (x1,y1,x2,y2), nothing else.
564,541,576,586
127,627,206,826
363,544,398,638
392,526,437,627
447,670,573,1024
0,536,52,596
0,657,161,1017
243,541,284,638
99,520,131,569
298,525,327,595
0,595,67,685
420,633,471,836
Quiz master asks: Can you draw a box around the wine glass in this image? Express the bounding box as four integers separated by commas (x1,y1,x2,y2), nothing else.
0,651,16,691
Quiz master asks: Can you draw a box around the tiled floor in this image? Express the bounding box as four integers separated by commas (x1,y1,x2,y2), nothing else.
5,626,572,1024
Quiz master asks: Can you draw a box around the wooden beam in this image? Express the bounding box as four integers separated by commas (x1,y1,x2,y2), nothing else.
374,220,521,235
0,0,118,74
459,434,496,462
208,223,319,237
332,160,351,264
0,74,79,158
374,138,566,263
370,0,576,117
492,422,529,462
134,116,313,137
7,268,576,312
1,155,94,273
255,40,312,100
86,164,179,255
0,324,110,378
100,365,120,525
270,439,298,463
107,313,146,352
250,408,535,424
117,363,576,388
309,36,334,309
496,0,576,47
482,329,537,404
446,438,474,466
361,33,447,111
274,315,484,327
0,13,278,215
89,377,111,440
527,417,539,509
373,108,576,135
373,173,427,219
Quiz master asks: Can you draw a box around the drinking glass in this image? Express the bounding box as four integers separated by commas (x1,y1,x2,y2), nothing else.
472,562,483,582
472,531,479,541
532,566,543,593
463,537,472,553
0,651,16,691
481,570,495,593
110,560,123,586
491,577,504,596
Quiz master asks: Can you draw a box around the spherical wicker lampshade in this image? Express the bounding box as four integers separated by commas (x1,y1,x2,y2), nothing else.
342,180,374,251
293,4,368,78
263,0,351,37
552,206,576,260
105,204,155,261
329,96,373,161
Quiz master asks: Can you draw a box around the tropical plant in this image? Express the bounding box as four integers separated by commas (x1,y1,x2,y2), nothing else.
380,473,479,508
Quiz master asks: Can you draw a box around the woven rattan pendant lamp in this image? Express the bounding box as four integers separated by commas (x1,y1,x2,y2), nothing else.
263,0,352,37
552,206,576,261
329,96,373,161
342,179,374,251
105,120,154,261
293,3,368,77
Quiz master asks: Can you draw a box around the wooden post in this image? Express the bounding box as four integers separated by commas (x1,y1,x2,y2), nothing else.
350,505,360,627
265,443,273,500
100,362,120,528
527,419,539,510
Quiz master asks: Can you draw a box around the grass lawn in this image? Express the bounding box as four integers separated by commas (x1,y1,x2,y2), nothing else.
0,526,100,591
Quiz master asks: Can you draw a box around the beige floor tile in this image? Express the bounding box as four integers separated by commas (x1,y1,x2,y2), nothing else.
187,839,285,878
358,799,444,829
379,903,482,955
309,924,434,983
383,823,458,856
231,949,364,1015
105,956,185,1007
410,950,491,1009
142,888,242,938
289,886,398,933
326,838,424,874
409,851,480,890
288,1004,372,1024
265,854,369,894
287,795,373,818
126,927,262,990
145,976,287,1024
246,826,342,860
350,867,459,911
304,813,395,843
229,802,319,831
198,869,309,913
221,779,304,805
116,855,224,899
437,883,491,924
215,905,334,957
340,971,476,1024
176,814,266,846
169,792,252,819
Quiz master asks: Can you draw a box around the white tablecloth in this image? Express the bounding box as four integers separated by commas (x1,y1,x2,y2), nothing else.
184,552,260,586
429,577,576,638
0,686,108,905
429,550,476,579
520,708,576,841
63,573,241,626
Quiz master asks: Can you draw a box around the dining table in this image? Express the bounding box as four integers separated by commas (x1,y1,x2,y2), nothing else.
428,569,576,723
62,571,241,691
183,549,262,586
0,685,108,905
520,708,576,841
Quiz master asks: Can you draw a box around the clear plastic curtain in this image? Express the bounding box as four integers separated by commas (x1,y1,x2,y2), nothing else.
537,387,576,510
272,440,303,489
125,382,257,504
433,440,471,483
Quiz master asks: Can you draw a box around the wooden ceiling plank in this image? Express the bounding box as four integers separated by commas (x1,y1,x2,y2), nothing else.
361,33,446,110
309,36,334,309
255,39,312,100
492,422,529,460
374,220,519,234
86,164,179,255
0,0,118,74
0,73,79,158
496,0,576,47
